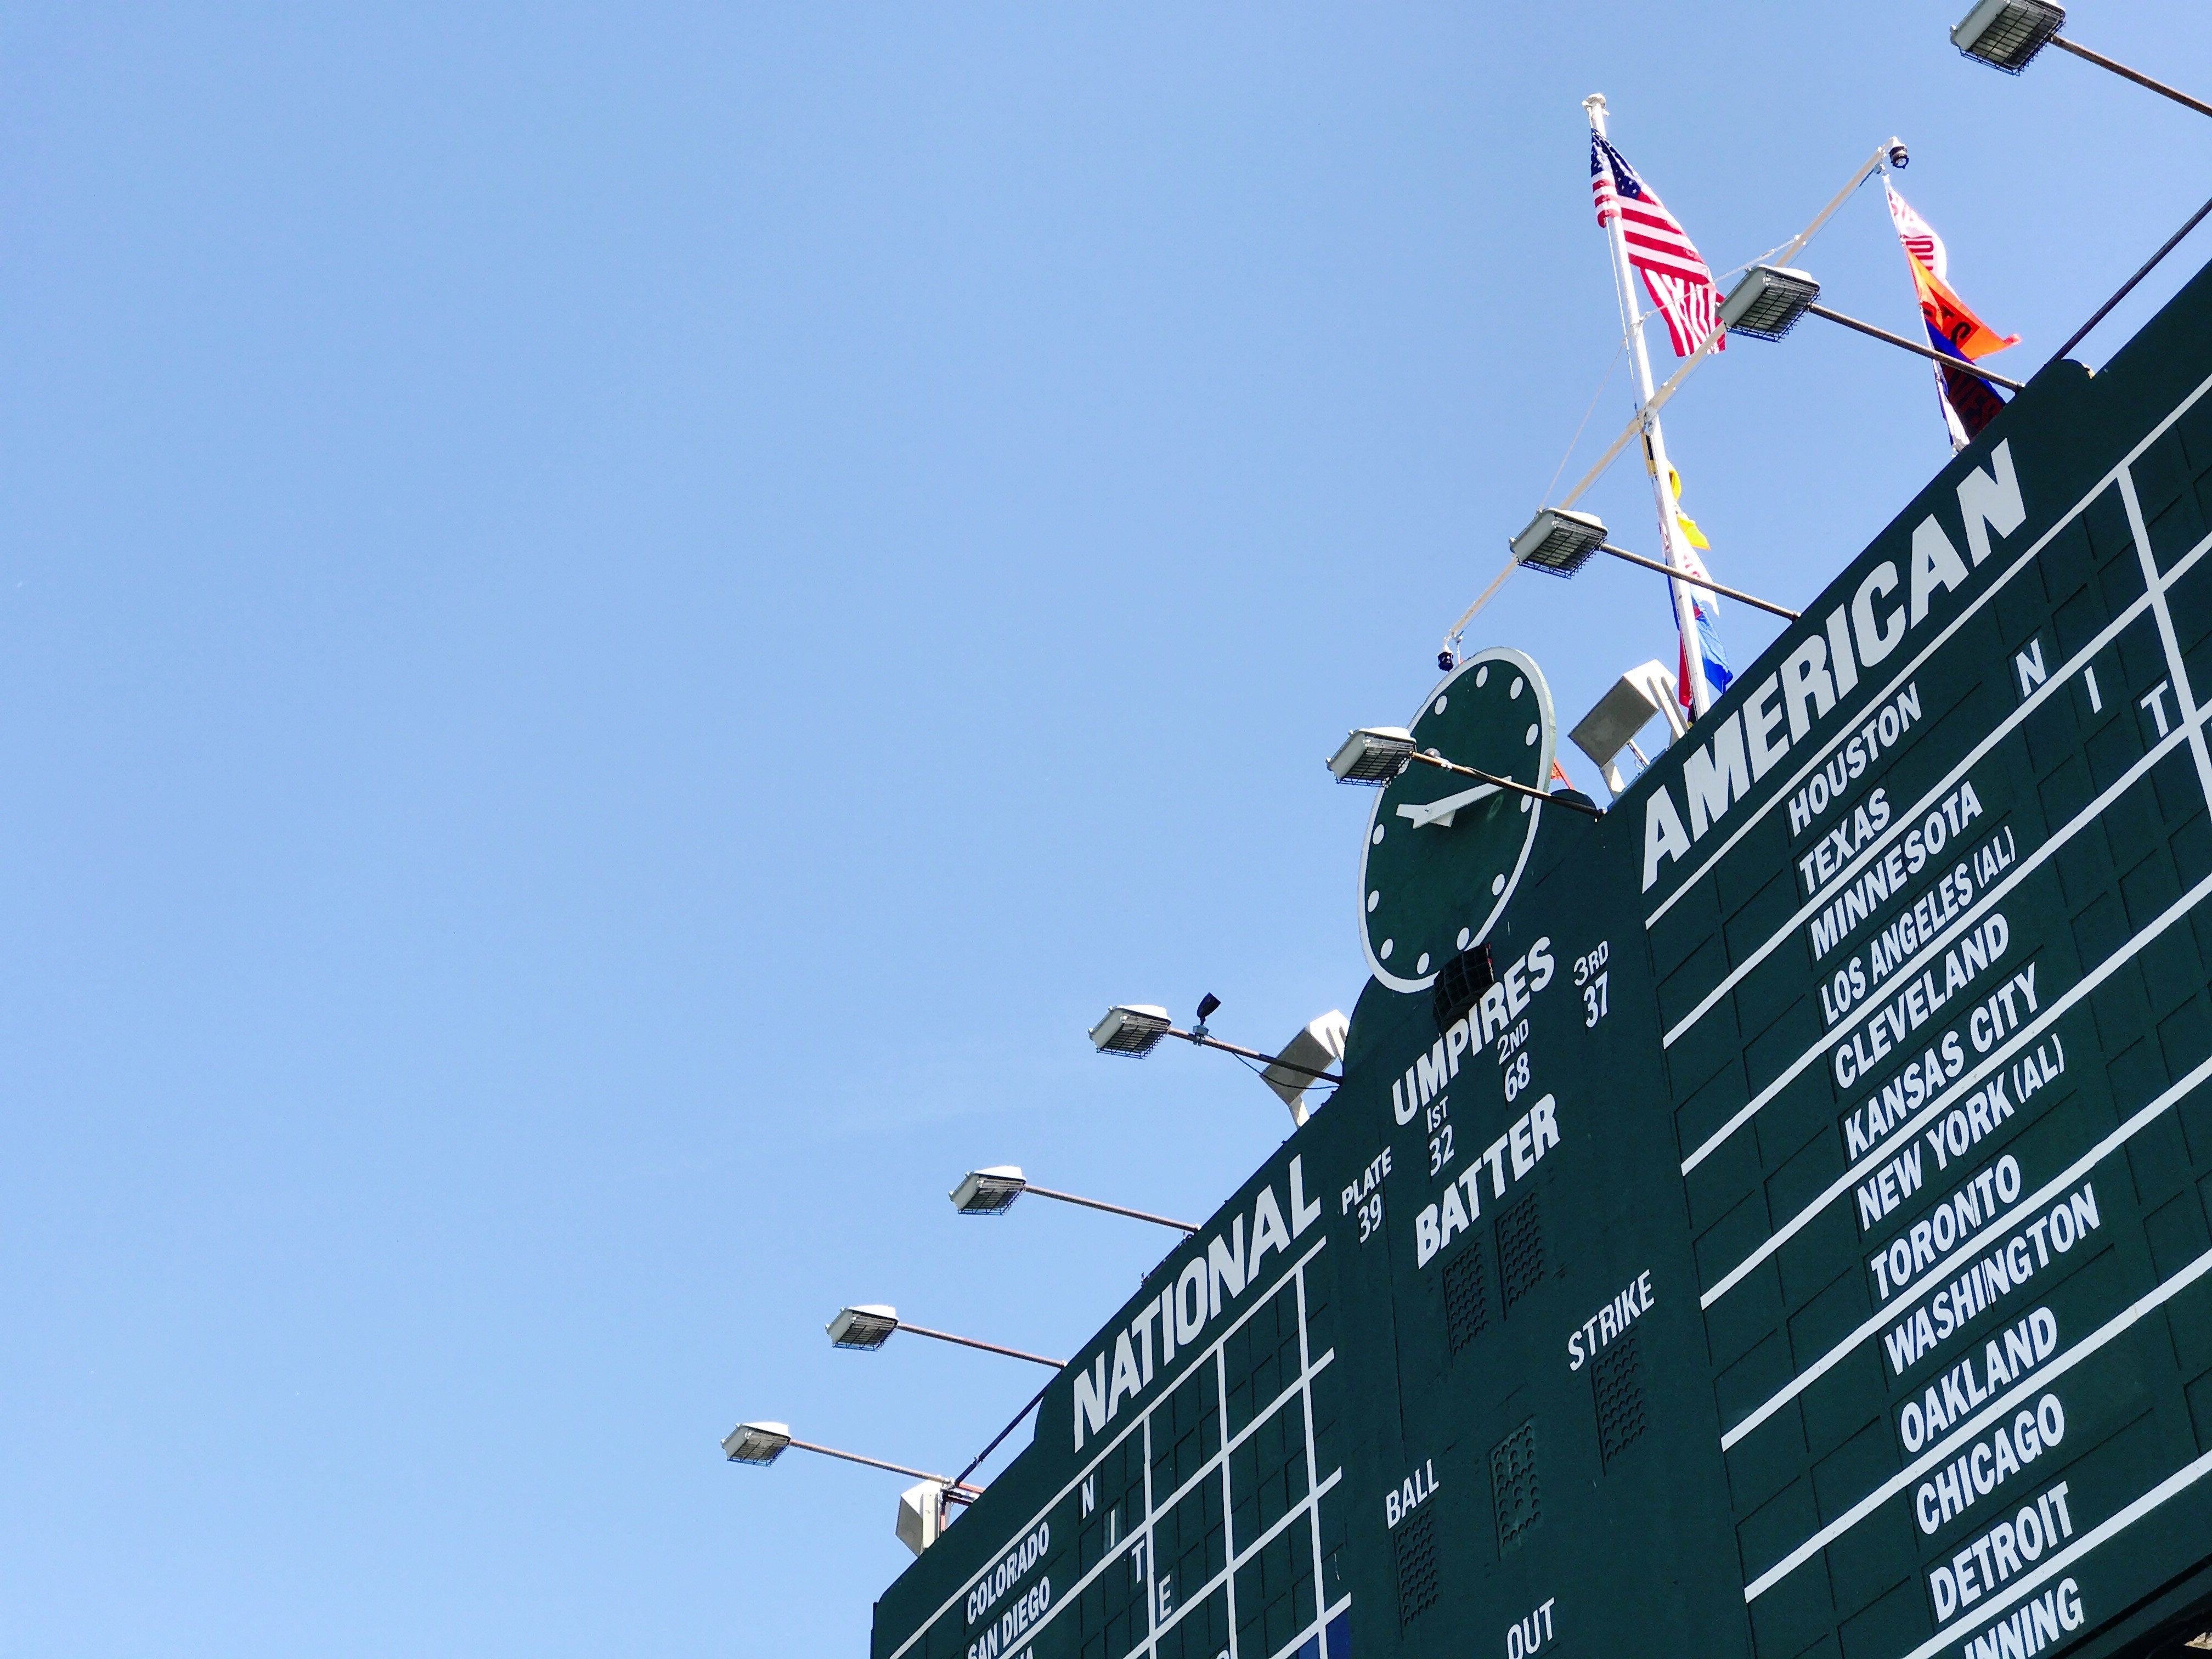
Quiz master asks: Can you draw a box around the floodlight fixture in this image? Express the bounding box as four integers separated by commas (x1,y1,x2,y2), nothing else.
827,1304,900,1350
1327,727,1415,785
1510,508,1609,577
950,1166,1028,1216
720,1421,977,1491
1951,1,2212,118
950,1165,1198,1233
1951,0,2066,72
825,1304,1066,1369
1719,266,1821,342
1089,1004,1348,1087
1090,1004,1172,1057
722,1420,794,1464
1331,729,1605,819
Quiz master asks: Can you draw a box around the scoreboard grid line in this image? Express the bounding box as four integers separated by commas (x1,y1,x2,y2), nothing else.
1718,1045,2212,1451
1662,519,2212,1066
1141,1468,1346,1655
1743,1239,2212,1601
1643,363,2212,934
1680,667,2202,1185
883,1237,1334,1659
1261,1594,1353,1659
1894,1444,2212,1659
1697,708,2211,1311
1296,1249,1328,1654
2116,469,2212,796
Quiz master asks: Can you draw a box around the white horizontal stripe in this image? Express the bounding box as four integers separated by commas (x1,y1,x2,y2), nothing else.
1743,1242,2212,1600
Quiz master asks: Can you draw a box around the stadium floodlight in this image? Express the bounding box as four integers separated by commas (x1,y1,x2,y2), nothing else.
950,1166,1027,1215
1951,1,2211,117
827,1305,901,1350
825,1304,1066,1369
722,1420,983,1555
1327,727,1417,785
1090,1004,1172,1056
1720,266,1821,342
722,1421,794,1464
721,1421,974,1488
1510,507,1609,577
949,1166,1198,1233
1951,0,2065,71
1328,727,1604,819
1089,1003,1347,1087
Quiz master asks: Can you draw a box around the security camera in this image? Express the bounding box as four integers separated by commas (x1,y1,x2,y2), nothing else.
1887,141,1909,169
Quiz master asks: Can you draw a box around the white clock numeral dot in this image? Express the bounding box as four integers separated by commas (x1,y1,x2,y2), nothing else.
1511,676,1525,698
1372,824,1386,845
1475,666,1489,687
1457,927,1471,950
1524,724,1538,746
1379,939,1395,960
1491,873,1506,896
1416,953,1430,974
1432,695,1447,715
1366,890,1379,913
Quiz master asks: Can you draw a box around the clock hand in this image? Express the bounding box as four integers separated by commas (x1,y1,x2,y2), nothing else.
1395,781,1501,828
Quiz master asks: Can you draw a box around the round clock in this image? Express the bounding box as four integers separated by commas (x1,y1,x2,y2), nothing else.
1358,647,1558,994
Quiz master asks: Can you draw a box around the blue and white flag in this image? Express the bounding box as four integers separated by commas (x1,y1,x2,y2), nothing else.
1668,473,1732,710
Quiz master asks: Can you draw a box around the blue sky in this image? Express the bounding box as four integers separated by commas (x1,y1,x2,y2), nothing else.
1,4,2205,1653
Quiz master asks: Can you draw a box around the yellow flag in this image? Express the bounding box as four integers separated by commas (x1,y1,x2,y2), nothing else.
1668,467,1711,551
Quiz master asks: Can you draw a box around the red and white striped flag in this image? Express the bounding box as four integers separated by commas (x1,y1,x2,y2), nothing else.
1592,134,1725,358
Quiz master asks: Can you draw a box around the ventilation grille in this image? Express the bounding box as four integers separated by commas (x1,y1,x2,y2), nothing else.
1491,1421,1540,1551
1594,1333,1649,1468
1443,1242,1489,1353
1498,1192,1545,1312
1432,943,1496,1034
1393,1506,1440,1626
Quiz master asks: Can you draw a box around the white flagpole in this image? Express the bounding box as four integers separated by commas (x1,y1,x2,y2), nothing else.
1584,93,1712,720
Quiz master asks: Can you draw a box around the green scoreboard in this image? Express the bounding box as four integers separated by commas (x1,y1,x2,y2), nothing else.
869,257,2212,1659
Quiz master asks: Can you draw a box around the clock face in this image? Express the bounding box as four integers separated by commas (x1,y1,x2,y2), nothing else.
1358,647,1557,994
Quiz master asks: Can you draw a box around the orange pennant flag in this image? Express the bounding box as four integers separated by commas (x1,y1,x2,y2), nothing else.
1908,258,2019,363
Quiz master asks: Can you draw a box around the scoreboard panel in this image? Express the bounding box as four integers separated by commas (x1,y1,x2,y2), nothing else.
868,258,2212,1659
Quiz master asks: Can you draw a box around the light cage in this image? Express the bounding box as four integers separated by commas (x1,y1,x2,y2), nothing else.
1327,727,1417,786
1090,1005,1172,1057
723,1421,793,1464
1719,266,1822,342
950,1167,1027,1216
827,1305,900,1350
1510,509,1608,577
1951,0,2065,71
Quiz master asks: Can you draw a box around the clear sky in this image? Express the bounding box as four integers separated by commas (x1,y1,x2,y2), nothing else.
2,4,2206,1654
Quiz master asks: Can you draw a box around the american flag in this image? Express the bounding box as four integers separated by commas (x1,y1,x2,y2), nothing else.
1591,135,1724,358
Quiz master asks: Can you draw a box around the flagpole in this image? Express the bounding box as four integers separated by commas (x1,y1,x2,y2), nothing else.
1584,93,1712,720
